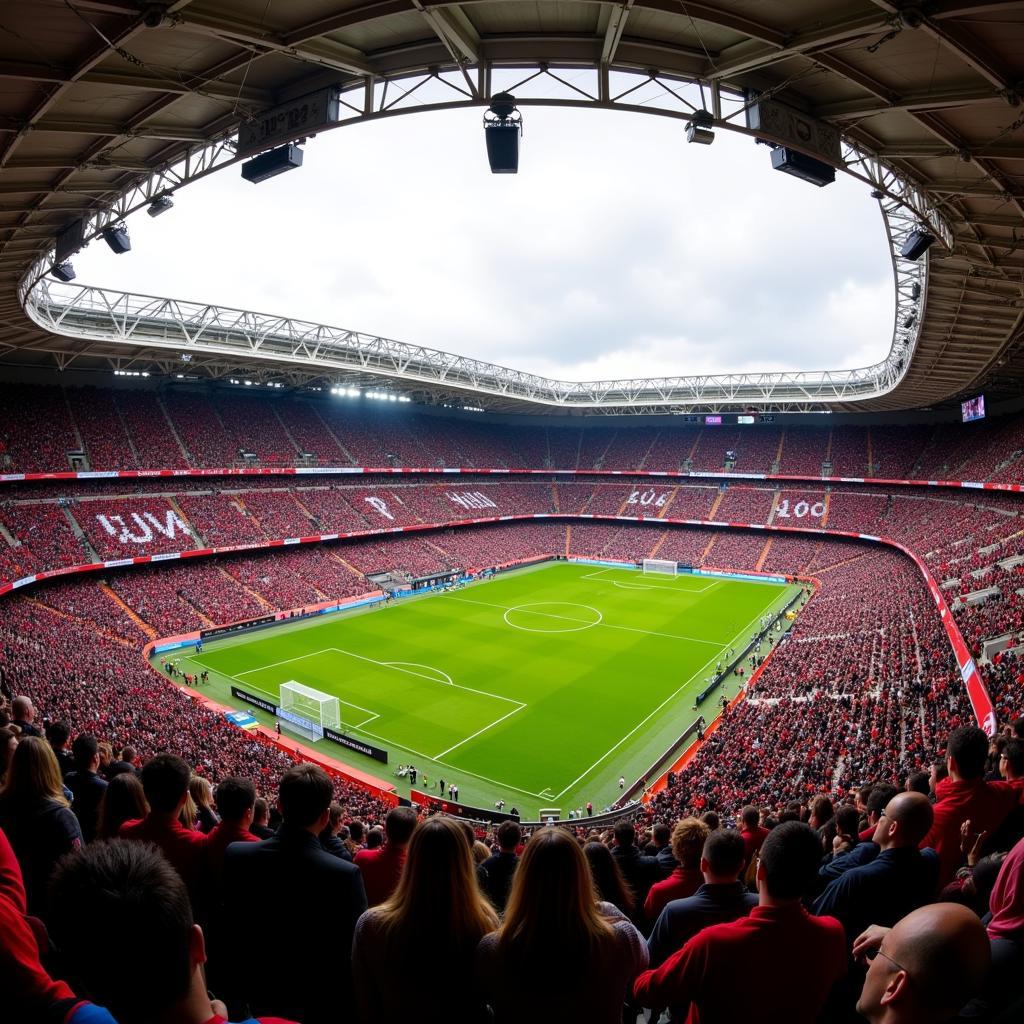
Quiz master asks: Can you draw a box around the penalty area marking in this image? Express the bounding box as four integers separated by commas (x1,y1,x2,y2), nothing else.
580,567,717,592
337,699,380,731
196,651,544,802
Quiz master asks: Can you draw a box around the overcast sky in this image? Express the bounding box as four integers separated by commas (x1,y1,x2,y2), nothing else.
74,101,895,383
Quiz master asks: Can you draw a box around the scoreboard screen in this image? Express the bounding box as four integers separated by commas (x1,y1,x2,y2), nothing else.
961,395,985,423
698,413,764,426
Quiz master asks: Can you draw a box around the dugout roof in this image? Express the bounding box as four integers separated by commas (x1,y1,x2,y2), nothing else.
0,1,1022,413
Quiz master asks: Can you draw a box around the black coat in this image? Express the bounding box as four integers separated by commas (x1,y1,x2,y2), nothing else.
481,849,519,911
0,796,81,915
611,843,661,921
65,769,108,843
221,822,367,1024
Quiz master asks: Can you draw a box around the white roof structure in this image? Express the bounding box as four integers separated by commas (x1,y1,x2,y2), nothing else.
1,2,1022,414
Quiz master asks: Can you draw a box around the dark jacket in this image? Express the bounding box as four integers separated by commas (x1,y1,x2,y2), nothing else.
220,822,367,1024
812,846,940,942
648,881,759,968
481,849,519,910
656,845,678,877
612,843,662,919
65,769,108,844
319,830,353,861
0,796,82,915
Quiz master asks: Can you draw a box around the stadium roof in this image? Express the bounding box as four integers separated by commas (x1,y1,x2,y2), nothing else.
0,1,1022,414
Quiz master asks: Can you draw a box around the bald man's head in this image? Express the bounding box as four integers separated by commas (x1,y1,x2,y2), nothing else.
857,904,990,1023
872,791,934,850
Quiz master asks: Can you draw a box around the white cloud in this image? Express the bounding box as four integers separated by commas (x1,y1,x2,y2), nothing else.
73,104,895,381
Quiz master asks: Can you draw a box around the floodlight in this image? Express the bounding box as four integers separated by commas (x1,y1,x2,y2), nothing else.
686,110,715,145
911,282,921,300
147,195,174,217
241,143,303,184
903,313,917,329
900,229,936,261
770,147,835,187
101,223,131,254
51,261,76,282
483,93,522,174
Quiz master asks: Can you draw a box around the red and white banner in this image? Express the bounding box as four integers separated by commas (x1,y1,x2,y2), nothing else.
2,465,1022,494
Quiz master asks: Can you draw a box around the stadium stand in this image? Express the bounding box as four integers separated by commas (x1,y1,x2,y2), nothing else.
7,382,1024,483
6,440,1024,1023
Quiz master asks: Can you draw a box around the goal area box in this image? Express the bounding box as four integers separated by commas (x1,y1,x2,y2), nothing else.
642,559,678,576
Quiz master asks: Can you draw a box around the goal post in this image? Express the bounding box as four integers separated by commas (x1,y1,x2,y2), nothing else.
642,558,678,576
278,680,341,739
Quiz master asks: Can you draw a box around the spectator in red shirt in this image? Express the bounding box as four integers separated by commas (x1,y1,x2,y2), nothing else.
48,839,296,1024
354,805,418,907
204,777,260,877
0,826,116,1024
920,727,1017,885
634,821,847,1023
645,818,710,922
119,754,208,901
739,805,769,866
853,903,990,1023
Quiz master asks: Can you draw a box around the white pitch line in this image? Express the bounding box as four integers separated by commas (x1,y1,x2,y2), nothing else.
235,647,338,678
432,702,527,760
552,588,796,800
200,649,544,798
328,648,523,708
444,594,727,648
341,725,548,799
579,567,717,593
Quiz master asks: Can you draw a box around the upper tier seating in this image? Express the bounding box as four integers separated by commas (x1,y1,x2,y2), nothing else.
4,382,1024,483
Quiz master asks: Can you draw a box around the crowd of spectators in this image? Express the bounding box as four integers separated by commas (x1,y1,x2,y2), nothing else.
2,687,1022,1023
6,382,1024,481
2,481,1024,1020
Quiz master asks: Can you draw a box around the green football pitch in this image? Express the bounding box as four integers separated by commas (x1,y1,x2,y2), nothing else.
163,562,800,819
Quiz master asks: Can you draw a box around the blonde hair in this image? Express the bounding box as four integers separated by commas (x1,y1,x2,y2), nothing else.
374,816,498,954
178,792,198,829
671,817,711,868
0,735,69,806
189,774,214,808
498,827,614,973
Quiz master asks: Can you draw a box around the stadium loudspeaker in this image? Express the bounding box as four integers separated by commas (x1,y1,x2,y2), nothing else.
900,229,936,262
485,124,520,173
51,261,76,282
101,225,131,254
241,143,304,184
769,147,836,187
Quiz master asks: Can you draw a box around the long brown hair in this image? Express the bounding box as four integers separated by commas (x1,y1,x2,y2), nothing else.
97,772,149,839
584,841,634,914
374,816,498,956
499,827,615,972
0,736,68,806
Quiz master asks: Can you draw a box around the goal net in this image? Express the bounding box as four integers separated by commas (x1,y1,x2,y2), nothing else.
278,680,341,740
642,558,678,576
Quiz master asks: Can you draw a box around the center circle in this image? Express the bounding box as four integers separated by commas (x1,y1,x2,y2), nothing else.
503,602,603,633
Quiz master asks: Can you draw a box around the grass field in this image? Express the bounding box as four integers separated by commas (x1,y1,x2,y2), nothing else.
163,562,800,818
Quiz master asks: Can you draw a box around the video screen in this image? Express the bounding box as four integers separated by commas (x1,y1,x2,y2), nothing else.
961,395,985,423
704,415,722,425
